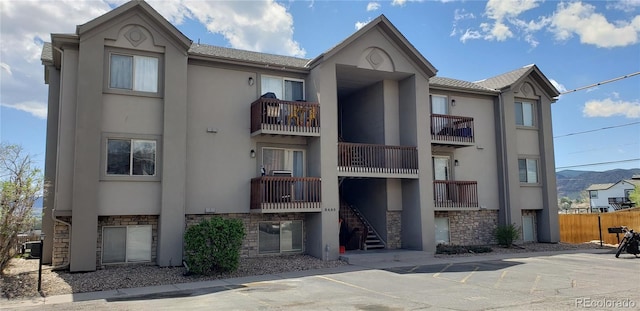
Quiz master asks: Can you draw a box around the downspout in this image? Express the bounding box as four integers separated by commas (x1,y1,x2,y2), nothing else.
50,45,71,271
497,91,511,225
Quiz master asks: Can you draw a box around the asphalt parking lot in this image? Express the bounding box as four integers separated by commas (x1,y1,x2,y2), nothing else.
5,249,640,311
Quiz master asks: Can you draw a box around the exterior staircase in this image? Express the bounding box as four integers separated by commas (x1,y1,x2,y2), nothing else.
339,202,385,250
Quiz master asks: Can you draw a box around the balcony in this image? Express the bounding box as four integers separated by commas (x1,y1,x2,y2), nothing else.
608,197,634,209
338,142,418,177
250,98,320,136
250,176,322,213
608,197,632,204
431,114,474,147
433,180,478,210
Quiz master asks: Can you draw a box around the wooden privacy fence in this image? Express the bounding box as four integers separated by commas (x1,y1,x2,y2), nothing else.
559,208,640,245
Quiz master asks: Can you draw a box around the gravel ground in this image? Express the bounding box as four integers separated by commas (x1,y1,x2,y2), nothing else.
1,242,613,300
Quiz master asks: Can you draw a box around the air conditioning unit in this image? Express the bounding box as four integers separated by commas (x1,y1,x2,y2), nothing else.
270,170,292,177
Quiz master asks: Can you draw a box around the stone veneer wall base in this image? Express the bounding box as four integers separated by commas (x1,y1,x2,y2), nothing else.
52,216,71,268
435,210,499,245
386,210,402,249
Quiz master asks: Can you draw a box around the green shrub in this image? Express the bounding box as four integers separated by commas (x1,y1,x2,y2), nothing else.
184,217,246,275
493,224,520,248
436,244,493,255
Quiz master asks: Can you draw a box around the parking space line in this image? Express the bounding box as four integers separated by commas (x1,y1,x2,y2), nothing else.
530,275,541,294
493,271,508,288
315,275,401,299
460,266,479,283
433,263,452,278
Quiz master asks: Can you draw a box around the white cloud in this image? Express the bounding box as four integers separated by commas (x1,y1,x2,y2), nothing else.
0,62,12,75
460,29,482,43
549,78,567,94
456,0,640,49
1,101,48,119
607,0,640,13
550,2,640,48
391,0,424,7
0,0,111,122
485,0,540,20
367,2,380,12
355,19,372,30
457,0,544,46
451,8,475,37
181,0,305,57
0,0,307,124
486,21,513,41
583,98,640,118
454,8,475,21
509,15,551,33
523,34,539,47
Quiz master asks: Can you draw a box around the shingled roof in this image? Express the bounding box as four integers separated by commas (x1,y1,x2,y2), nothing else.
429,76,497,94
474,65,534,90
585,183,615,191
189,44,311,69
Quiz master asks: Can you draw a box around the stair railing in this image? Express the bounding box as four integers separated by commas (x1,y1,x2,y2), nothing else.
348,204,386,249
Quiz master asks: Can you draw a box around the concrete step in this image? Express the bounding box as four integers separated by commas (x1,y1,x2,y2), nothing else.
365,244,385,250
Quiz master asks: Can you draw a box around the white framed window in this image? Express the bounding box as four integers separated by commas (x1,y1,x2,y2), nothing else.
590,191,598,199
515,101,534,127
102,225,152,264
518,158,538,183
258,221,303,254
261,75,304,101
434,217,450,245
107,138,156,176
430,95,448,115
262,147,305,177
109,53,159,93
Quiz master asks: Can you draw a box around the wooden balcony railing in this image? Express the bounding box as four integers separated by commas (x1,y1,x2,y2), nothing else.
608,197,632,204
250,176,322,213
250,98,320,135
431,114,474,144
338,142,418,174
434,180,478,209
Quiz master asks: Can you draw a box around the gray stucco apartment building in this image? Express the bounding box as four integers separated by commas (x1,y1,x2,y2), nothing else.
41,0,560,272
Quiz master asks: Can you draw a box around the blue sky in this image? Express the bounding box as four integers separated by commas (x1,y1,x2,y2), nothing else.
1,0,639,173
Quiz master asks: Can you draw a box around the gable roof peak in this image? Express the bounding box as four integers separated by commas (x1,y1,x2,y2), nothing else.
474,63,560,98
76,0,191,50
307,13,437,77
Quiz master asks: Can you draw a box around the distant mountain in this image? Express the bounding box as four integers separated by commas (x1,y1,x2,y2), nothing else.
31,196,43,218
556,168,640,200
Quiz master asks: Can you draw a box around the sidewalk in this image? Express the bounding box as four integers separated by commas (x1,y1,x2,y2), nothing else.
0,248,613,309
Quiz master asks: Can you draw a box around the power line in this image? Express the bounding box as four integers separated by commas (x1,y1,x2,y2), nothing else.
556,158,640,170
560,71,640,95
554,121,640,138
567,142,639,155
